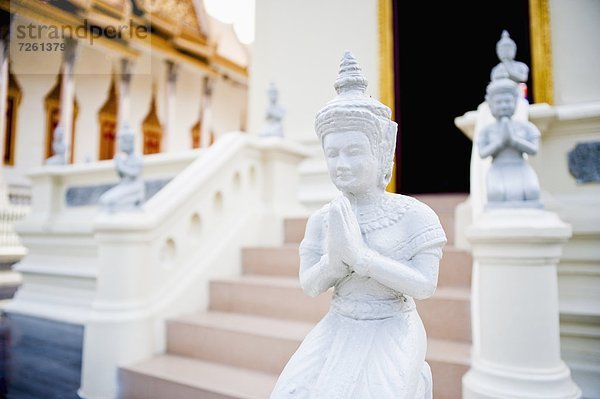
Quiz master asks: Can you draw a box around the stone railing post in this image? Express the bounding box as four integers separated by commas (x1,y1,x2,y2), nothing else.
462,208,581,398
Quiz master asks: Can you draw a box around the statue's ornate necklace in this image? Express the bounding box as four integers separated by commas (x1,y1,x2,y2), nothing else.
355,194,411,234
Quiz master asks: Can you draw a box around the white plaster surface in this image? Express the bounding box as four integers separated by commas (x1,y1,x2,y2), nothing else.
463,208,581,399
248,0,379,144
550,0,600,105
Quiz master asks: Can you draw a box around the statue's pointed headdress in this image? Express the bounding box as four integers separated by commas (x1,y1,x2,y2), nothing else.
315,51,397,189
487,30,520,98
496,30,516,54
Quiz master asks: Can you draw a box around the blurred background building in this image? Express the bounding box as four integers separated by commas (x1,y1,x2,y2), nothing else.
0,0,598,398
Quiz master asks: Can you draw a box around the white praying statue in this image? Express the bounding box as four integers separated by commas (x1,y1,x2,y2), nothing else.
98,123,145,213
478,71,542,208
490,30,529,84
258,82,285,137
45,124,67,165
270,51,447,399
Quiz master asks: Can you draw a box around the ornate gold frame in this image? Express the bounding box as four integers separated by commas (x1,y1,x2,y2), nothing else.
378,0,396,192
529,0,553,104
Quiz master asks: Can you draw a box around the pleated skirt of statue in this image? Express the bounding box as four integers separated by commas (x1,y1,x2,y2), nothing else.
269,304,432,399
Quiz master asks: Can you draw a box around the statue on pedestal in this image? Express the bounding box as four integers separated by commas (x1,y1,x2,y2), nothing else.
491,30,529,84
46,124,67,165
479,67,542,208
258,82,285,138
99,124,145,213
270,51,446,399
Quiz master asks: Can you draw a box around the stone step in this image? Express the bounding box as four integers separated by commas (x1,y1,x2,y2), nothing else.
417,287,471,342
166,311,312,375
118,354,277,399
427,338,471,399
283,218,307,244
241,246,299,278
437,211,457,245
209,275,331,323
242,245,472,288
125,314,470,399
439,246,472,288
210,276,470,342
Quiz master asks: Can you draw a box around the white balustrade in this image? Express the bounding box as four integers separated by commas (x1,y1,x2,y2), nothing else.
0,202,29,258
78,132,309,399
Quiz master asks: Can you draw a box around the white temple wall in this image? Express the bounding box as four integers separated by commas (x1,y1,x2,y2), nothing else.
169,66,202,152
550,0,600,105
128,52,163,154
5,74,55,187
212,77,247,137
248,0,379,143
72,44,113,164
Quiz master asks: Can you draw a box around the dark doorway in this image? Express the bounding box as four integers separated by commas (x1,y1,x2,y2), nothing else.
393,1,532,194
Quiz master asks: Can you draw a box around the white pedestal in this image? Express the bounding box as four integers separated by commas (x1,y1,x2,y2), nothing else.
463,209,582,399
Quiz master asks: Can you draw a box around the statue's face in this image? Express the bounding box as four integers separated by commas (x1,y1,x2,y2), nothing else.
323,131,378,194
497,44,516,61
489,91,517,118
268,89,278,103
120,136,134,153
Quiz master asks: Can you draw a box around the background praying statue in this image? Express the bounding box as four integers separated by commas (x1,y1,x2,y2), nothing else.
98,123,145,213
478,31,542,208
258,82,285,138
269,51,446,399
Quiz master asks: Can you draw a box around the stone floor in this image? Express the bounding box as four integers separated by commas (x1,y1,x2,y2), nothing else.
0,312,83,399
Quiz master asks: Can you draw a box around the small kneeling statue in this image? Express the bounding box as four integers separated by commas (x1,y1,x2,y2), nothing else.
478,73,542,208
46,124,67,165
258,82,286,138
99,124,145,213
269,51,447,399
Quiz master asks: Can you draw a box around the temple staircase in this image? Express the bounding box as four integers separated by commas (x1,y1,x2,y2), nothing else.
119,193,471,399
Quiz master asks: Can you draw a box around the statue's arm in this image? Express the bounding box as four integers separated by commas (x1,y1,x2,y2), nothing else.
334,198,444,300
299,211,349,297
353,246,441,300
510,122,540,155
478,126,503,158
503,60,529,83
118,156,143,177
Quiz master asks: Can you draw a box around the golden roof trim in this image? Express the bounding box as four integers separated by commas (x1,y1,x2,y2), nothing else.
91,0,128,20
8,0,140,59
172,36,213,59
212,53,248,77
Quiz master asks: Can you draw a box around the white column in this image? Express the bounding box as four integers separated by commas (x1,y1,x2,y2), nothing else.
164,60,178,151
463,209,582,399
200,76,214,148
60,37,78,163
118,58,133,131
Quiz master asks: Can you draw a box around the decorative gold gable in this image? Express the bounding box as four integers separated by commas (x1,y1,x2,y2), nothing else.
136,0,207,40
